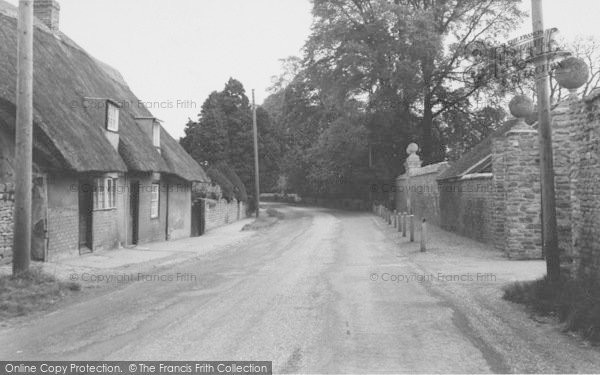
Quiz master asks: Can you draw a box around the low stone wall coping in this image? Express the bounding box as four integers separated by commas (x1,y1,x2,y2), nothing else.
459,173,493,181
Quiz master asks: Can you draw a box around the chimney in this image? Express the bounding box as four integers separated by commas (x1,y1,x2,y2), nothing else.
34,0,60,32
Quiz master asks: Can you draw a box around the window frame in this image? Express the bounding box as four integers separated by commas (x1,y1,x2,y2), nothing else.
105,101,120,132
152,121,160,148
94,178,105,210
150,183,160,219
93,177,118,211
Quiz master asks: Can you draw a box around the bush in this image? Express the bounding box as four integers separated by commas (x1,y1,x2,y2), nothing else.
192,181,222,201
503,276,600,343
215,162,248,202
206,167,235,202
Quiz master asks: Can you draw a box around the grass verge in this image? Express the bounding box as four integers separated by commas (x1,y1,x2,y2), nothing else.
503,276,600,343
0,269,81,320
242,208,284,231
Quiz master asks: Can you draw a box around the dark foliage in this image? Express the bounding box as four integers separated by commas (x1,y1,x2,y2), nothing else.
504,276,600,343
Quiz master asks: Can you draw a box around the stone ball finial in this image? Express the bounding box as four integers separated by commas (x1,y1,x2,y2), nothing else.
555,57,589,90
406,143,419,155
525,105,538,125
509,95,534,119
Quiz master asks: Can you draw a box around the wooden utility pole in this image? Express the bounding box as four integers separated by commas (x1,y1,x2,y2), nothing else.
532,0,560,283
252,89,260,218
13,0,34,275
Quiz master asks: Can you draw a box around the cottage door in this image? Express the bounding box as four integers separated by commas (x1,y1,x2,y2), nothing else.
199,199,206,235
191,199,205,237
128,182,139,245
78,179,93,252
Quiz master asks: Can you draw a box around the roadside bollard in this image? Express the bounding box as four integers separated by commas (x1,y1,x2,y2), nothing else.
420,218,427,252
402,213,407,237
409,215,415,242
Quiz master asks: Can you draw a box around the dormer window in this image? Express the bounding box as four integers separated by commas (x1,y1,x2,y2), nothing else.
152,121,160,148
106,101,120,132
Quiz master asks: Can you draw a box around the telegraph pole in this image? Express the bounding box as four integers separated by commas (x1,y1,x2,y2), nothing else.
532,0,560,283
13,0,34,275
252,89,260,218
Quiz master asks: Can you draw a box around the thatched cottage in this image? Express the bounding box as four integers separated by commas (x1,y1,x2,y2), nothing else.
0,0,209,261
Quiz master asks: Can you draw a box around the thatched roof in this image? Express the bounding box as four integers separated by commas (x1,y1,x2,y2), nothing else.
160,127,209,182
0,0,208,182
437,119,518,181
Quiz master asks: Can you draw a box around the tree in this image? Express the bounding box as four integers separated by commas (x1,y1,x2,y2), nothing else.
305,0,525,163
180,92,229,165
443,105,506,160
181,78,284,196
307,102,374,199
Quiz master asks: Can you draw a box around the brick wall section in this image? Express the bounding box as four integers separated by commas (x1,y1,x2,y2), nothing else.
0,182,14,263
204,199,247,232
46,206,79,260
46,175,79,260
439,175,494,244
491,125,542,259
92,209,119,251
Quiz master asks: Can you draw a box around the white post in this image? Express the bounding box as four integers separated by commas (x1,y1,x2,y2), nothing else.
420,219,427,252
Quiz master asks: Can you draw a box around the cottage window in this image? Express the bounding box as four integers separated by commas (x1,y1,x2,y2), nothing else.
93,177,118,210
152,121,160,148
106,102,119,132
94,179,105,210
107,178,117,208
150,183,160,218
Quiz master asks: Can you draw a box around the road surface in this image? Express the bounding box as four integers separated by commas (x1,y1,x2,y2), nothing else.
1,205,599,373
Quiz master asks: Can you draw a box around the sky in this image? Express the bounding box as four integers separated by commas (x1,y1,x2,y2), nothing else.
5,0,600,139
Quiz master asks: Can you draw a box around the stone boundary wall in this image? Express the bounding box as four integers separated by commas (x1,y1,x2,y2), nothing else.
0,182,14,263
396,162,449,226
568,93,600,277
491,125,542,259
204,198,247,232
438,174,494,245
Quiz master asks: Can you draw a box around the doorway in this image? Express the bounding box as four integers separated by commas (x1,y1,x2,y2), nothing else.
78,179,93,252
191,199,205,237
128,181,140,245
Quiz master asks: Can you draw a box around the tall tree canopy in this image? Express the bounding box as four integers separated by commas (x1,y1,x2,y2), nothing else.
305,0,524,163
181,78,284,194
263,0,525,199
